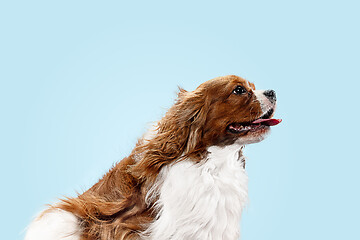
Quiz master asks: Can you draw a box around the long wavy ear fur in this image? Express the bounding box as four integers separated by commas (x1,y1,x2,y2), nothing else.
130,86,209,183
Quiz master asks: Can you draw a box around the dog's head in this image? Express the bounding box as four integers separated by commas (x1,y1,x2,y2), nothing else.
174,75,281,151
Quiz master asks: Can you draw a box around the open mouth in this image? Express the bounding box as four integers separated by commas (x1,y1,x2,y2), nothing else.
227,108,282,134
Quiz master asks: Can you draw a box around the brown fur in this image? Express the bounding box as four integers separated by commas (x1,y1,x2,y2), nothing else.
55,75,263,240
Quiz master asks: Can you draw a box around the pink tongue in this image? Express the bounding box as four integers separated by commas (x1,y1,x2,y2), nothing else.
252,118,282,126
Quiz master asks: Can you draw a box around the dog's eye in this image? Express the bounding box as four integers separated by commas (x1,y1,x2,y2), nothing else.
232,86,247,95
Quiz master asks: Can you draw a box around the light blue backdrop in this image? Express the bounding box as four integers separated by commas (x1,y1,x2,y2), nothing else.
1,1,359,239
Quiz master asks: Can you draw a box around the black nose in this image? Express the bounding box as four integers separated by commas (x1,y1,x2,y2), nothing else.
263,90,276,103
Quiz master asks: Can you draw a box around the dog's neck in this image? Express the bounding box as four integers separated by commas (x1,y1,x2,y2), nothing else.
142,143,248,240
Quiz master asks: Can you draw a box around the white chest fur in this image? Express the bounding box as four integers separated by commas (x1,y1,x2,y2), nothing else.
143,144,248,240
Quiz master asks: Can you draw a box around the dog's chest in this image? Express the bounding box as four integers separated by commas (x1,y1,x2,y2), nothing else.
144,145,248,240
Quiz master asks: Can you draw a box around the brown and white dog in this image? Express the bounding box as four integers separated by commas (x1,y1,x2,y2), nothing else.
25,75,281,240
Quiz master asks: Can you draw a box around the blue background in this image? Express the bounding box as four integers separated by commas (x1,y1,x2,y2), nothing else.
1,1,359,239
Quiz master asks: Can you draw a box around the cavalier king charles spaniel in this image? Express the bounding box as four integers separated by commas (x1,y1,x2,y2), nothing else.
26,75,281,240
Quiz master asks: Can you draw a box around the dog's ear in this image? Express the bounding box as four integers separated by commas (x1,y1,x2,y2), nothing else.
175,89,208,154
130,87,209,182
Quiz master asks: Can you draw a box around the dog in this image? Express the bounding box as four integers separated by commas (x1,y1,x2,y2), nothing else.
25,75,281,240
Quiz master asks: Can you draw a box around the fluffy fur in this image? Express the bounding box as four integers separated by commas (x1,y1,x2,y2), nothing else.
25,75,279,240
141,145,248,240
25,209,81,240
